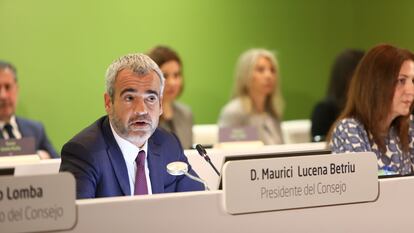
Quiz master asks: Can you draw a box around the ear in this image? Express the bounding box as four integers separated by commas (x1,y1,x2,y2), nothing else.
104,93,112,114
15,83,19,103
159,96,163,116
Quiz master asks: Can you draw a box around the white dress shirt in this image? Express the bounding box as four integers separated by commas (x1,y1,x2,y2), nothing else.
0,116,22,139
110,122,153,195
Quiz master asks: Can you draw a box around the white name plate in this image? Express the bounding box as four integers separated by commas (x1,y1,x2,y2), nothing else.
0,172,76,233
223,152,379,214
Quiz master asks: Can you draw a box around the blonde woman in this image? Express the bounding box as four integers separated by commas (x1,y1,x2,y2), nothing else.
218,48,284,145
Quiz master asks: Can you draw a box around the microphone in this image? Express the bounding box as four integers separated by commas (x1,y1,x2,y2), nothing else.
195,144,220,176
167,161,209,190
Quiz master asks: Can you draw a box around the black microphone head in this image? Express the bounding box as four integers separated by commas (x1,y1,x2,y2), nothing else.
196,144,220,176
195,144,207,156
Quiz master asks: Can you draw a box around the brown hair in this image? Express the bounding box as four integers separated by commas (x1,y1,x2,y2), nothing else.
148,46,182,68
329,44,414,154
147,45,184,97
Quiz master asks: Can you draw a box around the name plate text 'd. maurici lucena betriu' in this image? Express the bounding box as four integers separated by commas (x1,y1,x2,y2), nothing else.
222,152,378,214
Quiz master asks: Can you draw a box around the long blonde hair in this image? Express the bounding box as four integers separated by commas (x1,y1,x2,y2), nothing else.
232,48,284,119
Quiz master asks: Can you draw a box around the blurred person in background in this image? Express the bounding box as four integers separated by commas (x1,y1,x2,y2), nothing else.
311,49,364,142
218,48,284,145
0,60,58,158
148,46,193,149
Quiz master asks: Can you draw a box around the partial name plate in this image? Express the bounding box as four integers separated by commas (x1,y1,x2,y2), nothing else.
0,172,76,233
222,152,379,214
0,138,36,156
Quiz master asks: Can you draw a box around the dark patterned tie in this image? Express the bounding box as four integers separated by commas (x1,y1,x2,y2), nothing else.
4,123,15,139
134,150,148,195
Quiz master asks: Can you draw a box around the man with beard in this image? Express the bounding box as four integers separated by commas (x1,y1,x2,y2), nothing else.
60,53,204,199
0,61,58,158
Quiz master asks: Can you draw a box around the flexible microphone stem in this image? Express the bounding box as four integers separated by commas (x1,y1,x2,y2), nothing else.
206,157,220,176
195,144,221,176
166,161,209,191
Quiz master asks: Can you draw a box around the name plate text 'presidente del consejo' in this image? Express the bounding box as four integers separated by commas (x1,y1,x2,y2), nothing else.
223,152,378,214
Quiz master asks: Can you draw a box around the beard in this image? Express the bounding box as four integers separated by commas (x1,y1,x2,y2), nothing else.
109,110,158,147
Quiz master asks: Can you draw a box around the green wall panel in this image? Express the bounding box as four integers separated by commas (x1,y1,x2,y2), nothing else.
1,0,410,152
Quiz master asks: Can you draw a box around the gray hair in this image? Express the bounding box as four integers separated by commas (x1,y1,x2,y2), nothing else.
105,53,164,99
0,60,18,82
232,48,284,118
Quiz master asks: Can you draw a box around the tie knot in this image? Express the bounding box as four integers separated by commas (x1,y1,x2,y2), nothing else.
3,123,15,139
4,123,12,131
136,150,146,166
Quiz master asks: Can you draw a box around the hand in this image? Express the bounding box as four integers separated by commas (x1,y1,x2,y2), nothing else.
37,150,51,159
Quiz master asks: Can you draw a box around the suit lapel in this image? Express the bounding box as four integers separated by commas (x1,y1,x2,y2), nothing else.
15,117,29,137
102,117,131,196
148,133,164,194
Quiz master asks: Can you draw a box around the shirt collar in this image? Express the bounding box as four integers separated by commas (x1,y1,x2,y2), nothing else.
109,121,148,164
0,115,18,129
